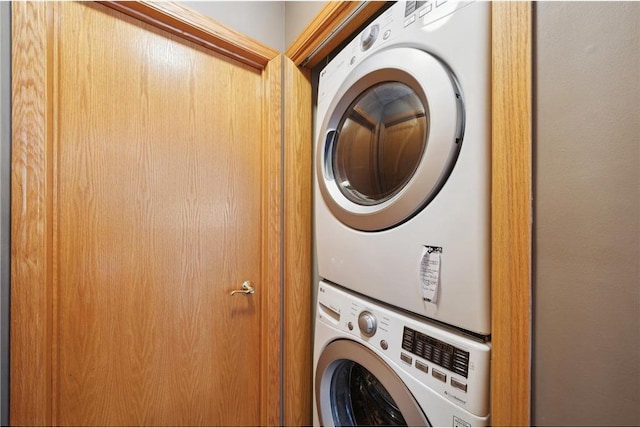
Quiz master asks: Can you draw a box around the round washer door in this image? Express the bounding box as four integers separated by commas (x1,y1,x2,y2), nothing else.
317,47,463,231
315,339,430,427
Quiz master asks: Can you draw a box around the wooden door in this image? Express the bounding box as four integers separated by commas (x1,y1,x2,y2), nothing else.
11,2,281,426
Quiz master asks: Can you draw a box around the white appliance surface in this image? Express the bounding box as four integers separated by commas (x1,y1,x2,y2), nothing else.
315,1,491,335
313,281,491,427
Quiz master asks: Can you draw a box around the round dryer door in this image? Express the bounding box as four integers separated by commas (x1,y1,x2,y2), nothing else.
317,47,464,231
315,340,430,427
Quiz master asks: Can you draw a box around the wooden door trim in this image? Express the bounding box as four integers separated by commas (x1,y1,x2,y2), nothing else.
490,2,532,426
285,1,387,68
11,2,53,425
284,1,533,426
99,1,279,70
11,2,282,426
261,55,283,427
282,57,313,426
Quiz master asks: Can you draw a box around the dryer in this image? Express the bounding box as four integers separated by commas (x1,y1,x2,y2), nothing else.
314,1,491,335
313,281,491,426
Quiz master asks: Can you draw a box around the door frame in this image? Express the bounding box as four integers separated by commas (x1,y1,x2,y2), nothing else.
10,2,282,425
283,2,532,426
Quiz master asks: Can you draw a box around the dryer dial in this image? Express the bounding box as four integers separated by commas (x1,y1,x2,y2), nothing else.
360,24,379,51
358,311,377,337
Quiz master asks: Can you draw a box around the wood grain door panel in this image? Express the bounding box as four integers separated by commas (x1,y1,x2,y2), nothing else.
12,2,281,426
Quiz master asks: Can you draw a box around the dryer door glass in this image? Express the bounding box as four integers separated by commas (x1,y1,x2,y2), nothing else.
330,360,407,426
316,47,462,231
333,82,428,206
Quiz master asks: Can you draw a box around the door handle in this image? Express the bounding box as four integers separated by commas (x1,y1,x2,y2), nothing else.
230,280,255,296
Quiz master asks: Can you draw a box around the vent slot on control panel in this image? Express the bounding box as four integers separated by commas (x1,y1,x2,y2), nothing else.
402,326,469,378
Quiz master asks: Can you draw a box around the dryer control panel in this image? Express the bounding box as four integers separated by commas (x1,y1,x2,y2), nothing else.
317,0,474,132
401,0,466,28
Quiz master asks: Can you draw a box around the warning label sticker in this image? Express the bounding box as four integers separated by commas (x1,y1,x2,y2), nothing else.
420,246,442,304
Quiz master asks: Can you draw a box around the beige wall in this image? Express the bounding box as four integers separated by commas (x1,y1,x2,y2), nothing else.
284,1,325,49
178,1,326,52
180,1,286,51
534,2,640,426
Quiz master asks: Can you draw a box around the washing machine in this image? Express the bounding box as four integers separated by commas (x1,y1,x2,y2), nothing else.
313,281,490,426
314,1,491,336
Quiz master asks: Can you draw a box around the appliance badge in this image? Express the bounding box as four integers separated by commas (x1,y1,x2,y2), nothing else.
453,415,471,428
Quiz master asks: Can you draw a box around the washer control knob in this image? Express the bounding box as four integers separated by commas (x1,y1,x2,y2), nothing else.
360,24,379,51
358,311,377,337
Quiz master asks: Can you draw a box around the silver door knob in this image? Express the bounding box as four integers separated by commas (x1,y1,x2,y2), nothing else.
230,280,255,296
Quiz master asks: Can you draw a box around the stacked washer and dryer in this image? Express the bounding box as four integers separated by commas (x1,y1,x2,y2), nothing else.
313,1,492,426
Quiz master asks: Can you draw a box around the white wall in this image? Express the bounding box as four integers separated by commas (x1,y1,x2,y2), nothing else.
533,2,640,426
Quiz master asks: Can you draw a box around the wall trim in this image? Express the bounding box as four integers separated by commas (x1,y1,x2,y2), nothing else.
285,1,387,68
10,3,52,424
490,2,532,426
261,55,284,426
99,1,279,70
282,57,313,426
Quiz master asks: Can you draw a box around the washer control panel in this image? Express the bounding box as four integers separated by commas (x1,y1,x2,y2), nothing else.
402,326,470,378
316,281,491,417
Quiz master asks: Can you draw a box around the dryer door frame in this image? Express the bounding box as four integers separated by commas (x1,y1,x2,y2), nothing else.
315,339,430,427
316,47,463,231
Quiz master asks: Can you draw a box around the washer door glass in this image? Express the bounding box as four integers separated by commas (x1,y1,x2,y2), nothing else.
330,360,407,426
333,82,428,206
316,340,429,427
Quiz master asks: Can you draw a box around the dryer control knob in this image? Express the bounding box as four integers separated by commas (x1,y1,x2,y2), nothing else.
358,311,377,337
360,25,379,51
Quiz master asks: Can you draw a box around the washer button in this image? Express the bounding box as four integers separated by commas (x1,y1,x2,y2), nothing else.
347,322,354,331
380,340,389,350
432,368,447,383
451,378,468,392
400,353,413,365
383,29,392,40
415,360,428,374
404,15,416,27
419,3,432,17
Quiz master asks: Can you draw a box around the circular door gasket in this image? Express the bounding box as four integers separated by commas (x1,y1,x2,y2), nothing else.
315,339,430,427
316,47,464,231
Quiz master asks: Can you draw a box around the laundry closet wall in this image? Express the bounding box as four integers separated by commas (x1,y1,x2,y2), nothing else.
180,1,285,51
177,1,325,52
533,2,640,426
